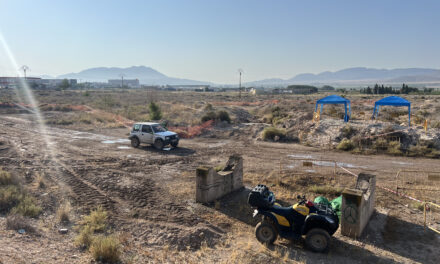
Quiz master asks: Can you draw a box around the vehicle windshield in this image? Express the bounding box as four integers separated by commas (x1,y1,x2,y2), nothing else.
152,124,167,133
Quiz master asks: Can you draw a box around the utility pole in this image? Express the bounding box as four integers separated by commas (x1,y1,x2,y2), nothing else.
20,65,30,79
119,73,126,88
238,69,243,98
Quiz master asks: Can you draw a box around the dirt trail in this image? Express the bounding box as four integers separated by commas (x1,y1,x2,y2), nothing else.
1,113,439,263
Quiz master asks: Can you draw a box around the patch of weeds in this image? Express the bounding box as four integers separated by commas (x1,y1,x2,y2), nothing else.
57,201,71,223
340,125,356,138
81,206,107,232
262,127,286,141
337,138,355,151
201,110,231,123
373,138,388,151
90,235,121,263
410,202,425,211
6,214,35,233
75,225,95,248
387,141,403,155
11,195,42,218
308,185,343,196
0,169,18,186
0,185,22,214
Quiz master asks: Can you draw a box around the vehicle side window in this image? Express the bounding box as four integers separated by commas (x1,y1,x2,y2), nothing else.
142,125,152,133
133,124,140,132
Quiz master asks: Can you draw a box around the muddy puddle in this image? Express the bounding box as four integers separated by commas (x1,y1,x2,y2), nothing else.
101,139,130,144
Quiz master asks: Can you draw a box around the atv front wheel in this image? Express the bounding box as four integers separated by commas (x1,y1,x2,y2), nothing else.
255,222,277,245
131,137,140,148
153,139,164,150
171,141,178,148
305,228,330,252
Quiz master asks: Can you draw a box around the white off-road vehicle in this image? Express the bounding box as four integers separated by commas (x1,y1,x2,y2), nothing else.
129,122,179,149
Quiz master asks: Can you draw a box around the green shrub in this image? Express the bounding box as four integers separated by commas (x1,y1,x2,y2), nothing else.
148,102,162,120
90,235,121,263
201,111,217,123
217,110,231,123
81,206,107,232
11,196,42,218
337,138,355,151
373,138,388,151
341,125,356,138
75,225,95,248
262,127,286,141
387,141,402,155
0,185,22,213
0,169,15,185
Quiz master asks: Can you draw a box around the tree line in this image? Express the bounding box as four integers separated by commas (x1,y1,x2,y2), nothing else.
359,83,419,95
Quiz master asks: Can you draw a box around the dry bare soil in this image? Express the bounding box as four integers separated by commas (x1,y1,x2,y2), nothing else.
0,90,439,263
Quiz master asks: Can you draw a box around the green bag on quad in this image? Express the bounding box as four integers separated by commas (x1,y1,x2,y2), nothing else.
314,196,331,206
330,196,342,220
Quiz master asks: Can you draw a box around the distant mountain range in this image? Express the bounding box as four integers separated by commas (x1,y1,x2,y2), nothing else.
55,66,440,87
57,66,211,86
245,67,440,87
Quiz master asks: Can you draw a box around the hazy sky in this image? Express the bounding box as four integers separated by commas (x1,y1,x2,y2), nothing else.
1,0,439,83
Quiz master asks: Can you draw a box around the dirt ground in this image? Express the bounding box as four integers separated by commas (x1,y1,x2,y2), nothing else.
1,110,439,263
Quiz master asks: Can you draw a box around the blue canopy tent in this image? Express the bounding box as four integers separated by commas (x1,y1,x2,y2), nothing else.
372,96,411,125
315,95,351,122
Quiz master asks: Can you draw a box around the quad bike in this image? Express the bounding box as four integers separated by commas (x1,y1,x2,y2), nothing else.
248,185,339,252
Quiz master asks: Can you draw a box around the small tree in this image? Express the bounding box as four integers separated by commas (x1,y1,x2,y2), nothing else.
148,102,162,120
59,79,70,91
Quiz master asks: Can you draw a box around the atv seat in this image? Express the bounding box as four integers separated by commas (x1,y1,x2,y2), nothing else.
271,205,306,233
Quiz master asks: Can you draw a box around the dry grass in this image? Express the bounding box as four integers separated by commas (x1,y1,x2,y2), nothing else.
80,206,107,232
75,225,95,248
0,185,22,213
56,201,72,223
262,127,286,141
6,214,35,233
11,195,42,218
90,235,121,263
308,185,344,196
337,138,355,151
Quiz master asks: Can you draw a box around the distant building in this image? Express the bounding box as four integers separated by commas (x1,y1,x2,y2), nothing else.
108,79,140,88
0,77,41,88
287,85,318,94
0,77,77,89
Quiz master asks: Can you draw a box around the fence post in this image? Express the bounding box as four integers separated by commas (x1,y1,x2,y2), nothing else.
424,202,427,232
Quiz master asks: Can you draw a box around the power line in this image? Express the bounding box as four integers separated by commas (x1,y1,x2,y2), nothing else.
119,73,126,88
19,65,30,79
238,69,243,98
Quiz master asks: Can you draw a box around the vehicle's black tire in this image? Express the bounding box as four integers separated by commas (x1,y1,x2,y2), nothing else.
255,221,277,245
305,228,331,253
131,137,140,148
171,141,178,148
153,139,164,150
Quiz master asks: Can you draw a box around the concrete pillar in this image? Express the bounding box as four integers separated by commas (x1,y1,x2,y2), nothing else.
196,155,244,203
341,173,376,238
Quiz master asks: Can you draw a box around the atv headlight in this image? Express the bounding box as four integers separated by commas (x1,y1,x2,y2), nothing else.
165,136,170,140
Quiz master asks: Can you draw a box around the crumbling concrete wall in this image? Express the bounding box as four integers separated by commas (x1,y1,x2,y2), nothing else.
196,154,243,203
341,173,376,238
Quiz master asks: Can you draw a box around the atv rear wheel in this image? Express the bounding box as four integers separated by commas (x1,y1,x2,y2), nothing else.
255,222,277,245
131,137,140,148
305,228,330,252
153,139,164,150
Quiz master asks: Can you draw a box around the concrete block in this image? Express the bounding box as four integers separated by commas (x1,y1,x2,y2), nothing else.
341,173,376,238
196,155,244,203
